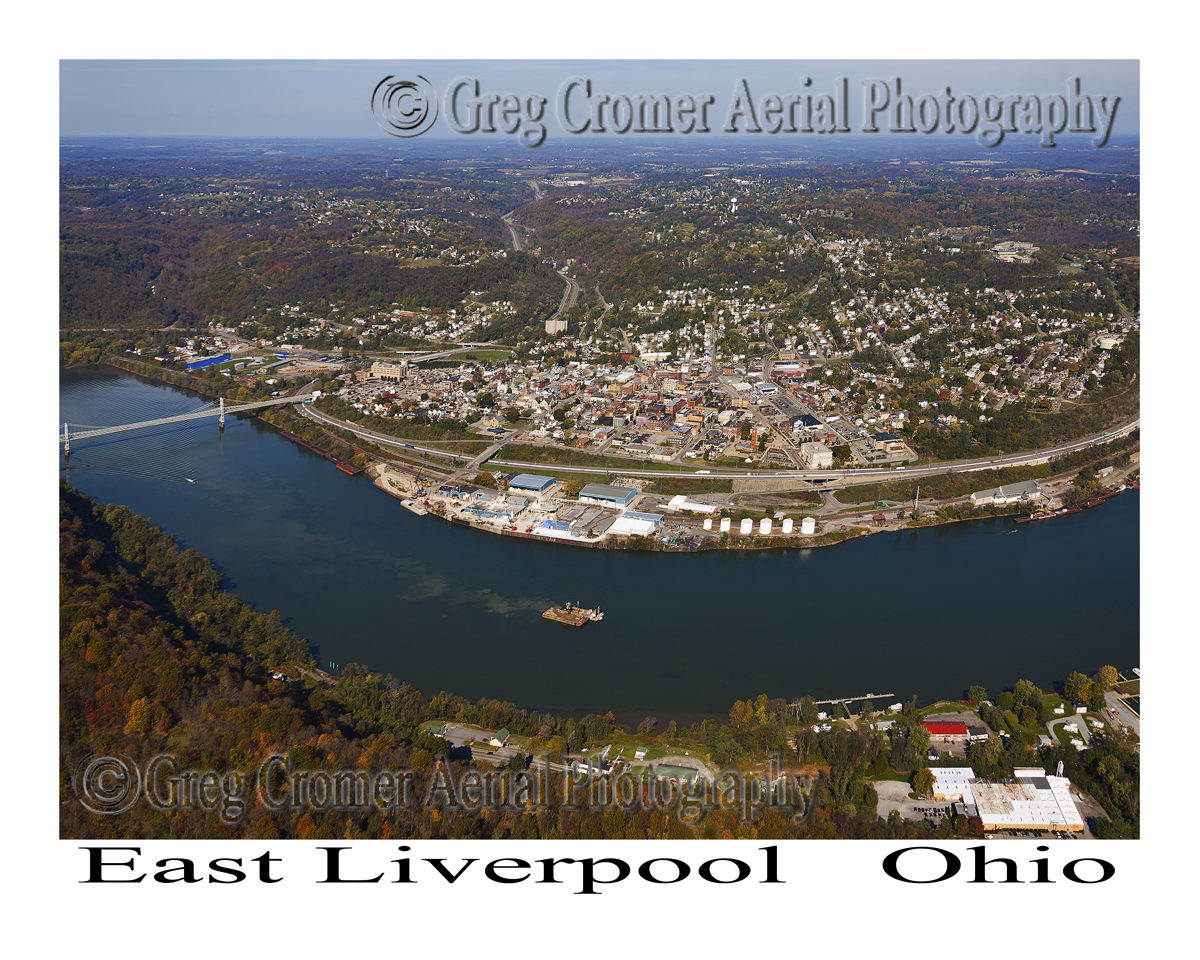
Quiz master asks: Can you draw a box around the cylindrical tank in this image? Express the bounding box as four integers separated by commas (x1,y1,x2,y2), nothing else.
739,518,753,535
759,518,772,535
801,516,816,535
719,517,731,533
703,517,712,530
782,517,794,534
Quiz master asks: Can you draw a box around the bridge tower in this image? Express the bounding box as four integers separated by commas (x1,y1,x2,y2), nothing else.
63,423,69,461
219,397,225,431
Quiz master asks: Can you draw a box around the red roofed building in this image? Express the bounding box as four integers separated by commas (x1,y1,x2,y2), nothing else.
922,722,969,742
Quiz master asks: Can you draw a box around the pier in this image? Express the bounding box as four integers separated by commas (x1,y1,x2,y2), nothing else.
788,693,895,719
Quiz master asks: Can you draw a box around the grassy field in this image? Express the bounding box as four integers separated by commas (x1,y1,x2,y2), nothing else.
497,444,678,472
645,476,734,496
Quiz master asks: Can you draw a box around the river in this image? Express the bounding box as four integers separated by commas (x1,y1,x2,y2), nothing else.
60,365,1140,723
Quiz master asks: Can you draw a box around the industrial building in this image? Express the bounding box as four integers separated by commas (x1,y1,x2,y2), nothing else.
928,767,1086,833
665,495,718,514
578,483,638,507
799,441,833,469
507,473,556,494
608,510,664,536
968,479,1042,506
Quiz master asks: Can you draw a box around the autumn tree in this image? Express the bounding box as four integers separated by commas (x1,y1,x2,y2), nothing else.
1094,665,1119,691
1064,671,1094,704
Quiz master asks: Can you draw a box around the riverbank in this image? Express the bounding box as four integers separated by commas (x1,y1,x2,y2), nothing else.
366,455,1141,554
69,360,1141,556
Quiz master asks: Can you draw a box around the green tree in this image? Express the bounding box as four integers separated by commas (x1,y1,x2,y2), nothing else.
912,767,935,799
968,685,987,702
1013,678,1042,711
909,725,932,755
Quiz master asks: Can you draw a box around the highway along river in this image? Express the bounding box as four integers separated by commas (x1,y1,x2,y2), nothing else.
60,365,1139,723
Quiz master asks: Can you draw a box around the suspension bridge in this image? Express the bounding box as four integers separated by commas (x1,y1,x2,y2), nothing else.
60,394,310,455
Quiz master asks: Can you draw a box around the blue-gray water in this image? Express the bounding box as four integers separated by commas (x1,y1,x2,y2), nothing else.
60,365,1139,721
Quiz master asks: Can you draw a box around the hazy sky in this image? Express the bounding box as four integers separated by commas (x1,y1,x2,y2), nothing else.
60,60,1138,140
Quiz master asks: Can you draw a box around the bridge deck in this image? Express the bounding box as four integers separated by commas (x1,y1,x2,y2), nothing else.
64,395,305,441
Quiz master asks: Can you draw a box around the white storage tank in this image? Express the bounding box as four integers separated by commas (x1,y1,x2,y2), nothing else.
703,517,712,530
759,518,772,535
801,517,817,535
782,517,794,534
720,517,731,533
739,518,753,535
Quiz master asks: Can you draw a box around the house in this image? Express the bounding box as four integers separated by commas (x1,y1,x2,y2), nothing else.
922,722,969,742
489,728,510,747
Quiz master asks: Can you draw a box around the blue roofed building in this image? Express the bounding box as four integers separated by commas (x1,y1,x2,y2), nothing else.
507,473,556,494
578,483,638,507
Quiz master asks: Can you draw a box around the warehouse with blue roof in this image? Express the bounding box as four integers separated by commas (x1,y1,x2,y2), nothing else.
507,473,556,494
579,483,637,507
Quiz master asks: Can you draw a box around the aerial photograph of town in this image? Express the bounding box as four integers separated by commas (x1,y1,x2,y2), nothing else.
58,59,1140,845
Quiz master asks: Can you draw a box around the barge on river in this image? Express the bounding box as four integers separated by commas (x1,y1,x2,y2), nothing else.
542,602,604,626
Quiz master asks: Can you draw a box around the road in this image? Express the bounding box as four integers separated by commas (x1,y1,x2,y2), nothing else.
453,442,506,480
1045,714,1111,752
500,208,525,251
550,270,580,320
297,390,1136,489
299,403,477,462
1105,690,1140,738
482,412,1138,483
